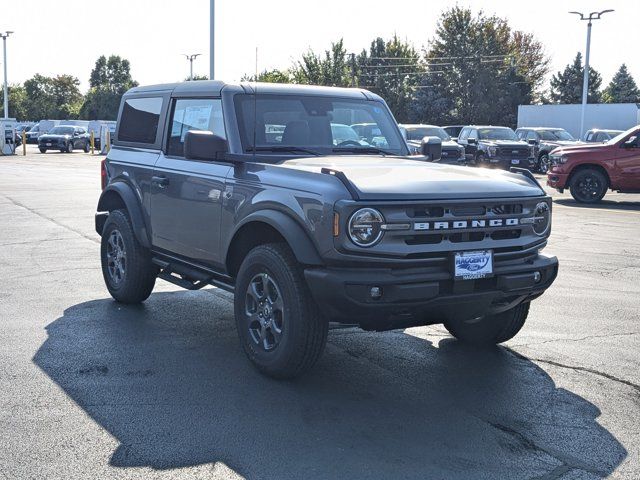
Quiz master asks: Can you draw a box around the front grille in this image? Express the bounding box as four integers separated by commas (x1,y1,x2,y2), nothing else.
498,147,530,158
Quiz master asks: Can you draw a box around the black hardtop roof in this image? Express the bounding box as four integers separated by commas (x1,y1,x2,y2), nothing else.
124,80,380,100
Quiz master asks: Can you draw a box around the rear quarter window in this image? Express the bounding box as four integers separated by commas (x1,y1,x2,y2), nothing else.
118,97,164,144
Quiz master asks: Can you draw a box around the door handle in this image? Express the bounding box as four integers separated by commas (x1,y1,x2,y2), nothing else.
151,176,170,188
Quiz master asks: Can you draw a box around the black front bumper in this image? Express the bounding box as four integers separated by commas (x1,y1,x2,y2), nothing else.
304,254,558,330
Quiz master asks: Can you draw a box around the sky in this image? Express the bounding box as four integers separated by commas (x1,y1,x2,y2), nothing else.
1,0,637,93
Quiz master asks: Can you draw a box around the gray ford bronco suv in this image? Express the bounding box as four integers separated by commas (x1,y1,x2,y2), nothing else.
96,81,558,378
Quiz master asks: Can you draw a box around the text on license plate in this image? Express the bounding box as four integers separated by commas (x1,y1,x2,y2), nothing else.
511,159,520,164
454,250,493,280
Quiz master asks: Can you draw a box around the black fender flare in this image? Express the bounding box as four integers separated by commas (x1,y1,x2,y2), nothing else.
96,182,151,248
228,209,323,267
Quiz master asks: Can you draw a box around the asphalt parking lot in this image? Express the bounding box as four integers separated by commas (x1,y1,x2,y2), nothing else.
1,146,639,480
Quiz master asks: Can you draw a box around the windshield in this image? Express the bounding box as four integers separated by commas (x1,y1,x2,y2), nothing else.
405,126,450,141
234,94,407,156
478,128,518,141
607,126,639,145
539,129,574,141
48,127,75,135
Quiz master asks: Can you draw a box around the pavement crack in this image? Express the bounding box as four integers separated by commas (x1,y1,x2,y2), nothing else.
1,194,99,245
512,331,640,348
509,350,640,394
485,421,607,478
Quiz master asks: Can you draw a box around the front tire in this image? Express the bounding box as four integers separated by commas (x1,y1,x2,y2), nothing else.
537,153,550,173
444,302,529,345
100,209,157,304
569,168,608,203
66,142,74,153
39,148,47,153
234,243,328,379
83,141,90,153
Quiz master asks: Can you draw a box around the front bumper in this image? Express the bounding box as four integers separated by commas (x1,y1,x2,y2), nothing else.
304,254,558,330
547,171,569,190
488,156,535,170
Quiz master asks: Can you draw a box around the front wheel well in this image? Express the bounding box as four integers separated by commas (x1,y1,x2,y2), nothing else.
226,222,288,278
567,164,611,188
97,190,126,213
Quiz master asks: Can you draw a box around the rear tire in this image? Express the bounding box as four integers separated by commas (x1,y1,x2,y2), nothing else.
100,209,157,304
444,302,529,345
234,243,328,379
569,168,608,203
83,141,90,153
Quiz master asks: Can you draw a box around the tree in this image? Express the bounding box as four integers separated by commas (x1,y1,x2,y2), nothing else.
410,7,548,127
549,52,602,104
603,64,639,103
186,74,210,81
81,55,138,120
0,84,29,120
23,74,83,120
241,69,291,83
356,35,424,122
292,39,352,87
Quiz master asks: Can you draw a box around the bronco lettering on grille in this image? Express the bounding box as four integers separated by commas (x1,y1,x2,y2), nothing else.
414,218,519,230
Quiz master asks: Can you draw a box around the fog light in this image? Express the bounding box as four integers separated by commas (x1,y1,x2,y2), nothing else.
534,271,541,283
370,286,383,300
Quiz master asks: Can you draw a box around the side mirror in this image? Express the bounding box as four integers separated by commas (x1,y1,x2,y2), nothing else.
527,139,537,145
420,136,442,161
467,138,476,145
184,130,227,161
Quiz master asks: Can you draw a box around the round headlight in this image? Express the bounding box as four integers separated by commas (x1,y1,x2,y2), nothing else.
532,201,551,236
348,208,384,247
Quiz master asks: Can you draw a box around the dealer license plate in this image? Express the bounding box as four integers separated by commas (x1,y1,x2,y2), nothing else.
46,143,52,146
511,159,520,164
454,250,493,280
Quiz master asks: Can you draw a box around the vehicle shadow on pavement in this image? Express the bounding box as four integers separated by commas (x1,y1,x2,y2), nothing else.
33,291,626,479
554,198,640,211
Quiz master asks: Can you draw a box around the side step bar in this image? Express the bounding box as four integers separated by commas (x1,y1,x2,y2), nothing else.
152,257,235,293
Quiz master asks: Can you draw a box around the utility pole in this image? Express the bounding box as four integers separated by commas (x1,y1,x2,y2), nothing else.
209,0,215,80
183,54,202,81
569,10,614,138
1,31,13,119
350,53,356,87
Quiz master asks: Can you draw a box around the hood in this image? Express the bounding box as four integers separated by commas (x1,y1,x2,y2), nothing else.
39,133,70,140
406,139,460,149
480,139,528,147
279,156,543,200
542,140,583,146
551,142,612,156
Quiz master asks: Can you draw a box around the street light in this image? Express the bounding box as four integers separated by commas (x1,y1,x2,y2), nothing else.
1,31,13,119
183,53,202,81
569,10,614,138
210,0,215,80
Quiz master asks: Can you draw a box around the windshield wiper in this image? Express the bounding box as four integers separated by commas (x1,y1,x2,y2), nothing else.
246,146,321,156
332,146,395,156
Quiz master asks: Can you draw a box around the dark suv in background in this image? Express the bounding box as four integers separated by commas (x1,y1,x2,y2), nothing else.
400,124,465,164
456,125,534,170
515,127,582,173
38,126,91,153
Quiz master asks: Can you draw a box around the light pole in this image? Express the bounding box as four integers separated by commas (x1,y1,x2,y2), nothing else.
210,0,215,80
183,54,202,81
569,10,613,138
1,31,13,119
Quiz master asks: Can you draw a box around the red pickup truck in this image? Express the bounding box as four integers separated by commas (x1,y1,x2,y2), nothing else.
547,126,640,203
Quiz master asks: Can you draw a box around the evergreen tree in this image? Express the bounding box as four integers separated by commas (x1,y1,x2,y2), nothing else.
549,52,602,104
603,64,639,103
